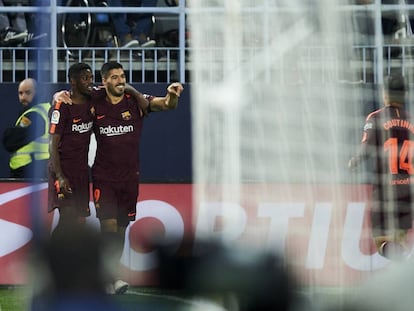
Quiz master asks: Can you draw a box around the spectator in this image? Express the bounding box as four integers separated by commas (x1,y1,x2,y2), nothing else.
381,0,405,42
0,0,47,47
2,78,50,179
109,0,156,47
0,0,29,46
353,0,375,45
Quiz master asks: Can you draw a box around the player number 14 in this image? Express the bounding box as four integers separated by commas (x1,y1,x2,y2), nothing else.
384,138,414,174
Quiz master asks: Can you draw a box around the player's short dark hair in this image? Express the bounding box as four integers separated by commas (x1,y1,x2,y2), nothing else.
68,62,92,80
100,61,123,79
384,74,406,104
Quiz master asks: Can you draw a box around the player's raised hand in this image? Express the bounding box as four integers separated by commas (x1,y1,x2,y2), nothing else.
167,82,184,97
147,83,184,111
165,82,183,109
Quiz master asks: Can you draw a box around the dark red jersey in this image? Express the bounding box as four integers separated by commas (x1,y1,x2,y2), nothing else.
49,101,94,175
362,106,414,204
92,94,147,182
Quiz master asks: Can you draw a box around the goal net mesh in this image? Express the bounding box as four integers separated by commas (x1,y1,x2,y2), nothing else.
188,0,383,305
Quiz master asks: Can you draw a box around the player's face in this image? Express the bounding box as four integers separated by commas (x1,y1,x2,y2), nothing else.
104,68,126,98
76,69,94,96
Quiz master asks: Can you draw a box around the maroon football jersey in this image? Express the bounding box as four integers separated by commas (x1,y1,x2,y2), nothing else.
49,101,94,176
362,106,414,203
92,94,147,182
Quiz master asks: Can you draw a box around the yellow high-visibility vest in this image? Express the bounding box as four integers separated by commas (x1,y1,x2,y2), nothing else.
9,102,50,170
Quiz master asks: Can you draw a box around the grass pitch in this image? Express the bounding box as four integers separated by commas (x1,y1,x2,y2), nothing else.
0,286,28,311
0,286,225,311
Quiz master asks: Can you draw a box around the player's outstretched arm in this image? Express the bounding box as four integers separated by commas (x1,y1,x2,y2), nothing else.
149,82,184,112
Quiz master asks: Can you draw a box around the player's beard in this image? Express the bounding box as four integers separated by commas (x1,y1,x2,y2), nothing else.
108,83,125,98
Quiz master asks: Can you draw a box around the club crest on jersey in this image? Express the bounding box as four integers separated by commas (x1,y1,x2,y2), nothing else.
121,111,131,120
90,106,95,116
51,110,60,124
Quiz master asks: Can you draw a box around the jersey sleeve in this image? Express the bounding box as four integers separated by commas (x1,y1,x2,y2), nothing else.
144,94,155,113
361,115,376,144
49,102,66,135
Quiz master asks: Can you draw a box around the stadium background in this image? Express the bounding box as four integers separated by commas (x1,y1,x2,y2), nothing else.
2,2,414,310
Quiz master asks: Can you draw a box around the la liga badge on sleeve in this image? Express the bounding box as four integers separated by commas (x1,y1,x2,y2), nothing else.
51,110,60,124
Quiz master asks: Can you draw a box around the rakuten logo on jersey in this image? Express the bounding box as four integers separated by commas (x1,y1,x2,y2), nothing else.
99,125,134,136
72,121,93,133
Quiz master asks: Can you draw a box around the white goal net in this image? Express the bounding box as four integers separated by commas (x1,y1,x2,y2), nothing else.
188,0,385,308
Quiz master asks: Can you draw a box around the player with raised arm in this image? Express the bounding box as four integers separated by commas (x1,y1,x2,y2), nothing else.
92,61,183,294
349,74,414,260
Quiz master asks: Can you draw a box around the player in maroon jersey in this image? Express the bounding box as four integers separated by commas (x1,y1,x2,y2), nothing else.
48,63,95,228
349,74,414,260
92,61,183,293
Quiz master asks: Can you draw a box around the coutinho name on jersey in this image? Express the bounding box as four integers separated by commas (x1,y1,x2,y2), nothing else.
384,119,414,133
99,125,134,136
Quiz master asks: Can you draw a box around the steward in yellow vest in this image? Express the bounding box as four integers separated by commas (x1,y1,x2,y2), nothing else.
2,102,50,179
